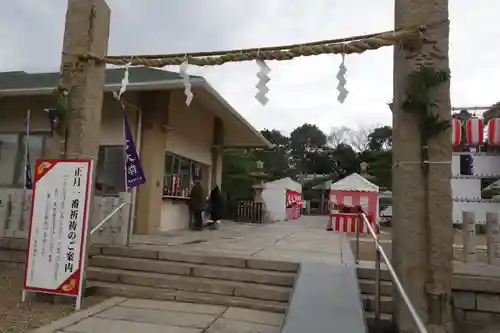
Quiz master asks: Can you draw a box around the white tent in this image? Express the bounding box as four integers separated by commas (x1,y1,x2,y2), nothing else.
264,177,302,192
261,177,302,222
330,173,379,192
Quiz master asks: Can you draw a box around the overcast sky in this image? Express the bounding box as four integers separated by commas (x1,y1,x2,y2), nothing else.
1,0,498,135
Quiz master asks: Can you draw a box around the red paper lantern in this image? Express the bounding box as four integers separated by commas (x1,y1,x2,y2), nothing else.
451,118,462,146
488,118,500,146
465,118,483,146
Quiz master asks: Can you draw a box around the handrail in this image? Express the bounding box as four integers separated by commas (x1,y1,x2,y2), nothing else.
90,201,131,235
357,212,428,333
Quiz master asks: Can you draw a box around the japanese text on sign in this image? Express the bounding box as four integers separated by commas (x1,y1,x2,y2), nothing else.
24,159,92,296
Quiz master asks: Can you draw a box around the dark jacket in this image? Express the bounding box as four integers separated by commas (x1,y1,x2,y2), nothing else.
209,186,222,221
189,182,205,210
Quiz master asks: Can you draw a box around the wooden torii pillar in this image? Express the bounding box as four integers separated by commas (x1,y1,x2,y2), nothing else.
48,0,110,160
392,0,454,332
47,0,110,302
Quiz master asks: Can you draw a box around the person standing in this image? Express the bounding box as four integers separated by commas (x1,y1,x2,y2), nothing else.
189,180,205,231
208,185,222,230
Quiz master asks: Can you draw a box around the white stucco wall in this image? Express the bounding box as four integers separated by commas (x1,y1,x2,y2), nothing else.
0,93,138,144
161,200,191,232
0,91,220,233
165,91,214,166
160,91,217,232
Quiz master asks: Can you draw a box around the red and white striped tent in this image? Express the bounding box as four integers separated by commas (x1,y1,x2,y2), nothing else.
328,173,380,233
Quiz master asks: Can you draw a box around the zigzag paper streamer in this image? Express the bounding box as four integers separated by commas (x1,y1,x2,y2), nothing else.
255,60,271,106
336,54,348,103
179,60,193,106
118,62,133,100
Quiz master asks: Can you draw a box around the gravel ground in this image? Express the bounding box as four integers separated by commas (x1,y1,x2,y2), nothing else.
0,264,104,333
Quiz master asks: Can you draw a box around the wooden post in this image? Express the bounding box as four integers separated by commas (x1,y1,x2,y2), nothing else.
55,0,110,158
134,92,169,234
211,117,224,188
45,0,110,308
393,0,453,332
462,211,476,263
486,212,500,265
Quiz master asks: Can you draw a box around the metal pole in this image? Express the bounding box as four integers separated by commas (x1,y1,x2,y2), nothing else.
355,215,360,264
360,213,428,333
90,201,129,235
375,248,381,332
128,105,142,245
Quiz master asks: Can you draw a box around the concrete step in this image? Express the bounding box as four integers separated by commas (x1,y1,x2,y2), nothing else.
361,294,393,314
90,255,296,287
87,267,292,302
92,245,299,272
364,312,395,333
356,261,391,281
358,279,393,296
90,281,288,314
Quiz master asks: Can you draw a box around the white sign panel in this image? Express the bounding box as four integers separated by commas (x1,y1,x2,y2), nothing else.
24,159,93,296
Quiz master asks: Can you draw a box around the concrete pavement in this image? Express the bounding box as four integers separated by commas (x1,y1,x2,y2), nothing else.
131,215,349,264
34,216,348,332
33,297,284,333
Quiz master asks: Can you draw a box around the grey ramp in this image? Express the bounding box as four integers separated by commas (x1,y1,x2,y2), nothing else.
281,261,367,333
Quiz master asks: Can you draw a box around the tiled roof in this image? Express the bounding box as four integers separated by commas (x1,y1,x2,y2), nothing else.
0,67,202,91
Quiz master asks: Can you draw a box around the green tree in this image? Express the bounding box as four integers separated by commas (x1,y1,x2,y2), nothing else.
368,126,392,152
256,129,290,179
365,150,392,189
289,123,328,177
222,150,257,199
221,123,397,200
260,129,289,149
331,143,359,178
362,126,394,189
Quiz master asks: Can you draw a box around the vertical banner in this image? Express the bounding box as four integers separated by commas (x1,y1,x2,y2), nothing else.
121,107,146,189
44,108,57,134
23,159,93,302
24,110,33,190
285,190,301,220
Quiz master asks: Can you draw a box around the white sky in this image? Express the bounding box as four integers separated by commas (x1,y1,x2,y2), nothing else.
1,0,498,135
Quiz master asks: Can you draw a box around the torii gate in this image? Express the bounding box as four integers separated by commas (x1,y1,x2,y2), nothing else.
54,0,453,332
393,2,453,333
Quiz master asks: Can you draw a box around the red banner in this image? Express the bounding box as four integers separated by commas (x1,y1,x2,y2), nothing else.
285,190,301,220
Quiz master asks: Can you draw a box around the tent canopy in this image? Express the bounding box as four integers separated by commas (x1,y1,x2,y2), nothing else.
330,173,379,192
264,177,302,192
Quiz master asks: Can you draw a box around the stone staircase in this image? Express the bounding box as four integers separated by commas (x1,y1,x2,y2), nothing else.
87,246,298,314
357,261,395,332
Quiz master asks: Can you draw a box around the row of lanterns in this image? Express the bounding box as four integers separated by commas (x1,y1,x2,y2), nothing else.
451,118,500,146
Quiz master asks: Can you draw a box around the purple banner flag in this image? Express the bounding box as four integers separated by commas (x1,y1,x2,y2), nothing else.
44,108,57,133
25,145,33,190
121,106,146,189
25,111,33,190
